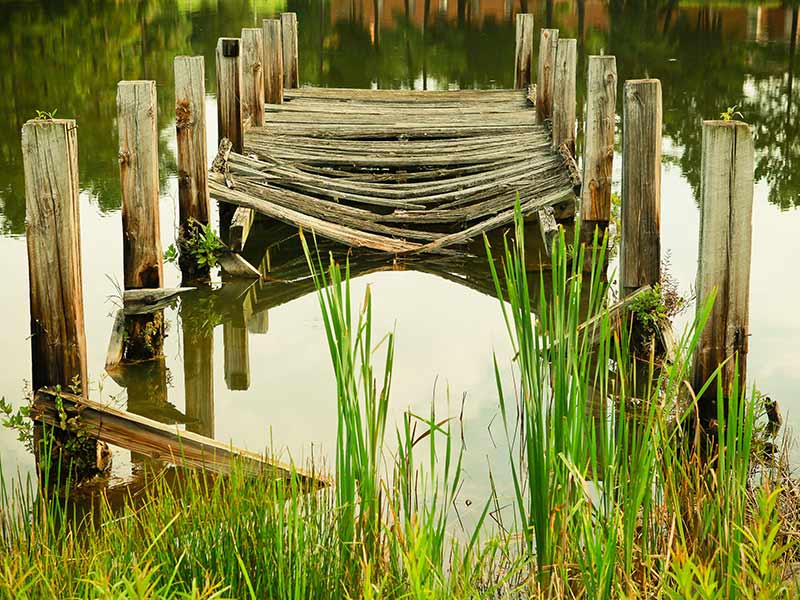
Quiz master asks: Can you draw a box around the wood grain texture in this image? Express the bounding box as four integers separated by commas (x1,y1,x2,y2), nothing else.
621,79,662,296
215,38,244,153
514,14,535,88
229,205,255,252
693,120,754,403
262,19,284,104
22,119,88,393
581,55,617,224
280,13,299,88
241,28,265,127
552,38,577,153
118,81,164,290
536,28,559,123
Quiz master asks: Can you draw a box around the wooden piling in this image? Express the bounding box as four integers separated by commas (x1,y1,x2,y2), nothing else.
22,118,88,393
536,28,559,124
216,38,244,153
280,13,299,89
514,14,535,89
552,38,577,153
581,55,617,232
621,79,662,297
262,19,284,104
117,81,164,290
241,28,265,128
693,120,754,416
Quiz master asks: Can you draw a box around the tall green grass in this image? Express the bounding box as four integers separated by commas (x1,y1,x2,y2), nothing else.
0,216,795,599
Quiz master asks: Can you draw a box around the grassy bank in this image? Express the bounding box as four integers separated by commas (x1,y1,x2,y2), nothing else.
1,214,798,599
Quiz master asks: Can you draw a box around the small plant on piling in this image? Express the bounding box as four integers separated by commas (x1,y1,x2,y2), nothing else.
720,104,744,121
175,218,224,273
33,108,58,120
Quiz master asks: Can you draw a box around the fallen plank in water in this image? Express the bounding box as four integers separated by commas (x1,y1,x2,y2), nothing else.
218,249,262,279
32,389,328,489
123,288,196,315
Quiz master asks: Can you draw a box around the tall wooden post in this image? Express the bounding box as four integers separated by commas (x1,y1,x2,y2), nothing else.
216,38,244,153
241,28,265,128
174,56,210,281
118,81,163,290
693,120,754,418
514,14,535,89
536,28,559,123
280,13,299,89
621,79,662,297
262,19,284,104
22,119,88,394
552,38,577,154
581,55,617,234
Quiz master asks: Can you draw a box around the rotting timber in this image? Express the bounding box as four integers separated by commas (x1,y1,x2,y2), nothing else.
208,86,580,256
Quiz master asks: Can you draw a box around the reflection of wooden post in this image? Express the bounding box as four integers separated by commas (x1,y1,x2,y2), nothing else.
22,119,88,393
581,56,617,233
536,28,559,123
552,38,577,154
183,318,215,439
693,120,754,418
223,286,253,390
514,14,535,89
241,28,265,128
621,79,662,297
280,13,299,89
174,56,211,281
262,19,284,104
118,81,165,360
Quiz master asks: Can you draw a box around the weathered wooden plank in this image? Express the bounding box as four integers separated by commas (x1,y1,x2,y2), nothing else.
514,14,535,89
229,206,255,252
217,249,262,279
581,55,617,226
117,81,164,290
281,13,299,88
283,87,525,101
22,119,88,393
693,120,754,410
123,287,196,314
105,309,126,373
537,206,559,256
32,389,326,487
621,79,662,297
552,38,577,153
262,19,284,104
216,38,244,153
536,28,559,123
241,28,265,127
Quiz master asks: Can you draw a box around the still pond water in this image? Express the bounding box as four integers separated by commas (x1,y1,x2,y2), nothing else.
0,0,799,499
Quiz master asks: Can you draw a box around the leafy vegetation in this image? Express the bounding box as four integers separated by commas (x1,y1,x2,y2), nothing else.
178,218,225,271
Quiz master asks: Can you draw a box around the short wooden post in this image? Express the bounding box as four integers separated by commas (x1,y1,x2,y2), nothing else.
262,19,284,104
118,81,164,290
514,14,535,89
280,13,299,89
536,28,559,123
241,28,265,128
552,38,577,153
22,119,88,394
621,79,662,297
216,38,244,153
693,120,754,417
581,55,617,233
174,56,211,280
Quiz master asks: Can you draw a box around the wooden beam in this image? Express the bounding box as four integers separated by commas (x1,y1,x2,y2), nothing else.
536,28,559,124
229,206,255,252
241,28,265,127
552,38,577,154
123,287,196,314
581,56,617,229
22,118,87,393
514,14,535,89
262,19,284,104
537,206,559,256
621,79,662,297
693,120,754,415
280,13,299,89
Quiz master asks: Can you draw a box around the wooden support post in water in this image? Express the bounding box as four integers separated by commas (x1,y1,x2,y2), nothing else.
514,14,535,89
262,19,284,104
693,120,754,420
241,28,265,128
174,56,211,281
621,79,662,297
536,28,559,123
118,81,165,361
281,13,299,89
552,38,577,154
22,119,88,394
581,55,617,236
216,38,244,235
